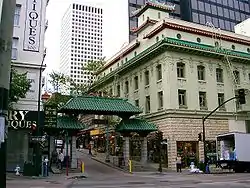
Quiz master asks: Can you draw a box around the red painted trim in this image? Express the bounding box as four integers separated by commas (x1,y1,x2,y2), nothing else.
132,2,175,18
97,42,140,73
131,19,157,33
144,21,250,45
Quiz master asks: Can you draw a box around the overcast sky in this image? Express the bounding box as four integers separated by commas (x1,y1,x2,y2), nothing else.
44,0,129,75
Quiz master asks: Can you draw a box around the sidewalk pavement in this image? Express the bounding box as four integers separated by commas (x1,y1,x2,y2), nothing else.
78,149,230,175
6,172,86,188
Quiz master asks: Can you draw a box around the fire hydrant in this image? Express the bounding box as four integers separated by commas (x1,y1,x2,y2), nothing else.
15,165,20,176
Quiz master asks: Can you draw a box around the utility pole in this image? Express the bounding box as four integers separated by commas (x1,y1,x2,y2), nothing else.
34,56,45,176
0,0,16,187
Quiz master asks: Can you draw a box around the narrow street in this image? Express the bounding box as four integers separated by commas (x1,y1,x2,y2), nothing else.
77,150,127,179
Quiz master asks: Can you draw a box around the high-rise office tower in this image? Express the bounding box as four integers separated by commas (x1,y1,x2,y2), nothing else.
60,2,103,87
128,0,250,41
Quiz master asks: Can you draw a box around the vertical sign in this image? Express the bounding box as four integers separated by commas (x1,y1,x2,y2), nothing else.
44,105,57,128
23,0,43,52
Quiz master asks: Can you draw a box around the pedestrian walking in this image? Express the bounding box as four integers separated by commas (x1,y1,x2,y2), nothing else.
176,154,182,172
88,143,92,155
58,151,64,170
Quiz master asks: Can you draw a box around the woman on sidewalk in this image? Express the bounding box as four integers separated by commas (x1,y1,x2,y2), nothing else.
176,154,182,173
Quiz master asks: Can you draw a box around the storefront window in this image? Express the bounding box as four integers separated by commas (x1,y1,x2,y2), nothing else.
177,141,198,167
205,141,217,164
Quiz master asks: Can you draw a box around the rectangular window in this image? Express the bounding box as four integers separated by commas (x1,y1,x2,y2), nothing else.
144,70,149,85
117,85,120,97
14,4,21,26
109,88,113,96
178,90,186,106
134,76,139,90
199,92,207,109
158,91,163,109
177,62,185,78
197,65,205,80
125,81,129,94
156,64,162,81
233,70,240,84
145,96,150,113
135,99,139,107
218,93,225,109
216,68,223,83
12,38,19,60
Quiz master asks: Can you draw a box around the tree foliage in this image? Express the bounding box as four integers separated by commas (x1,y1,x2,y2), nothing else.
70,81,88,96
49,71,69,93
82,57,106,72
9,68,31,105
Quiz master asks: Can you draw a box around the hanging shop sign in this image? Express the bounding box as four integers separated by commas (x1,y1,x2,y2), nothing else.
92,119,108,125
8,110,44,129
44,105,57,128
23,0,43,52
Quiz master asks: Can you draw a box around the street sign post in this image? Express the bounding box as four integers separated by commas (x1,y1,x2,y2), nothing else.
30,136,46,142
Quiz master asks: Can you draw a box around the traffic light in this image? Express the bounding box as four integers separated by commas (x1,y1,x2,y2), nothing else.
198,132,202,141
158,131,163,142
238,89,246,104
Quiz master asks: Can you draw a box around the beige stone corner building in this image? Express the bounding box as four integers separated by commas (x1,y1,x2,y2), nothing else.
90,2,250,169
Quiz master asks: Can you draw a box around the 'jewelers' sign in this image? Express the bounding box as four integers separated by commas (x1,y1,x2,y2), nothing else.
23,0,42,52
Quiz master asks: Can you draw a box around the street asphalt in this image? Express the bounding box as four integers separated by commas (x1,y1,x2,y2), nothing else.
6,151,250,188
71,151,250,188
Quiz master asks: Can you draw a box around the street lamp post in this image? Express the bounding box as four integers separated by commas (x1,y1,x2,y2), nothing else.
34,56,45,176
202,96,237,166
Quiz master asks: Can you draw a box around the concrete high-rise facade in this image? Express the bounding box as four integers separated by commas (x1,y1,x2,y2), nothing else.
129,0,250,41
60,2,103,87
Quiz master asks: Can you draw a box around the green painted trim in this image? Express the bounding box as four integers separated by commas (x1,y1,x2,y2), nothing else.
91,37,250,90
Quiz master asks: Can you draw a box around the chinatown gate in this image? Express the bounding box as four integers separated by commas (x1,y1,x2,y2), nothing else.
57,95,158,168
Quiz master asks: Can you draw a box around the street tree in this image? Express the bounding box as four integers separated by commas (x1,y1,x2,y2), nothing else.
82,57,106,72
49,71,69,93
9,68,31,108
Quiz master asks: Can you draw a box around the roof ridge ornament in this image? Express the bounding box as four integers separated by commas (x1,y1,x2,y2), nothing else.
132,0,175,17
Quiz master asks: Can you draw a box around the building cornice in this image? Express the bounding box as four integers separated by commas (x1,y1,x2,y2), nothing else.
12,62,46,70
96,41,140,74
90,37,250,91
144,20,250,46
139,108,248,121
131,18,157,34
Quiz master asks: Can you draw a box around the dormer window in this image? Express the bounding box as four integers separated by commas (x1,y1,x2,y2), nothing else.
142,14,145,21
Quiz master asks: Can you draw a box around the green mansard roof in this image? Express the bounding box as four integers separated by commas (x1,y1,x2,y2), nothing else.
90,37,250,90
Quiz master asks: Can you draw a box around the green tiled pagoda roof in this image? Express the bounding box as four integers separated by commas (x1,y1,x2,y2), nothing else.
90,37,250,90
165,37,250,59
58,96,142,116
57,116,86,130
116,118,157,132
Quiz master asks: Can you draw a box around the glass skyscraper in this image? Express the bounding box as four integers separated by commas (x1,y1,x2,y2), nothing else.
128,0,250,41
